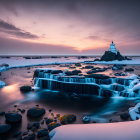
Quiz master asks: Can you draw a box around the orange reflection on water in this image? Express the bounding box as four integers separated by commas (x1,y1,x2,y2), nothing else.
1,84,24,101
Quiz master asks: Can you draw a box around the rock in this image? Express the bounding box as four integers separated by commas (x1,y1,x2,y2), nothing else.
21,109,25,113
87,68,106,74
23,133,35,140
51,70,63,74
27,123,32,130
17,135,22,140
94,58,100,61
20,86,32,92
0,112,5,115
45,118,53,125
48,122,61,131
65,71,73,76
82,116,90,123
39,136,50,140
5,112,22,123
101,89,113,97
27,107,45,118
13,131,21,137
101,51,125,61
86,74,110,79
112,85,124,91
72,70,82,75
125,68,134,72
37,128,48,138
84,65,94,69
75,63,81,67
112,64,124,70
32,122,40,129
0,124,11,135
59,114,76,124
23,131,28,136
120,113,130,120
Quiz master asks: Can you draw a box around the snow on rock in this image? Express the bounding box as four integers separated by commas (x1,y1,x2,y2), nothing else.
0,81,6,88
129,103,140,121
49,120,140,140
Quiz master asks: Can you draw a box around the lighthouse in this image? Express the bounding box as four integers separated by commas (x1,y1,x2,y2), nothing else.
109,41,117,54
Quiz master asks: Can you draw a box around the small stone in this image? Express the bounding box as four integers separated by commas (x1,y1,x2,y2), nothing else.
45,118,53,125
41,120,44,125
13,131,21,137
23,131,28,136
37,128,48,138
0,124,11,135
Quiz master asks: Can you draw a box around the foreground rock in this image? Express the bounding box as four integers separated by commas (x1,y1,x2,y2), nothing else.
5,113,22,123
86,74,110,79
59,114,76,124
37,128,49,138
27,107,45,118
48,122,61,131
20,86,32,92
0,124,11,135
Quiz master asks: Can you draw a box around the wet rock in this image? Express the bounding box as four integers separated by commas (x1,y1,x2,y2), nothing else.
65,71,73,76
101,51,125,61
32,122,40,129
86,74,110,79
72,70,82,75
45,118,53,125
37,128,48,138
49,109,52,112
0,112,5,115
112,64,124,70
21,109,25,113
27,107,45,118
17,135,22,140
82,116,90,123
5,112,22,123
112,85,124,91
101,89,113,97
84,65,94,69
51,70,63,74
14,105,18,107
23,133,35,140
94,58,100,61
41,120,44,124
40,136,50,140
48,122,61,131
0,124,11,135
59,114,76,124
75,63,81,67
23,131,28,136
27,123,32,130
20,86,32,92
120,113,130,120
13,131,21,137
125,68,134,72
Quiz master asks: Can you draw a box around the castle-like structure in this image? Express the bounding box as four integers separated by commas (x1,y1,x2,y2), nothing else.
109,41,118,54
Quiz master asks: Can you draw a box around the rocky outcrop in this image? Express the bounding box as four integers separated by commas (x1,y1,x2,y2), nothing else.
100,51,127,61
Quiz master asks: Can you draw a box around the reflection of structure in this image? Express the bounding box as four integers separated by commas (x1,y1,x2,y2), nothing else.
109,41,117,54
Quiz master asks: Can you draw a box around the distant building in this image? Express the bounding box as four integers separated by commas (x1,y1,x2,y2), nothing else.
109,41,117,54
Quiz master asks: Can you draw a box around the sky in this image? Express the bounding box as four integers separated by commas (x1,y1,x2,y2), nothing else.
0,0,140,55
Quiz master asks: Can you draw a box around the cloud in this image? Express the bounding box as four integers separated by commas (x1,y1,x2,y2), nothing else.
0,19,39,39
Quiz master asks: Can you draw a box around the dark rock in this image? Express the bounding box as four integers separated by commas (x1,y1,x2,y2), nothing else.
21,109,25,113
45,118,53,125
120,113,130,120
72,70,82,75
41,120,44,124
27,123,32,130
40,136,50,140
48,122,61,131
112,85,124,91
101,51,125,61
101,89,113,97
125,68,134,72
0,124,11,135
32,122,40,129
75,63,81,67
20,86,32,92
59,114,76,124
86,74,110,79
0,112,5,115
112,64,124,70
5,113,22,123
84,65,94,69
94,58,100,61
13,131,21,137
65,71,73,76
23,131,28,136
27,107,45,118
37,128,48,138
82,116,90,123
17,135,22,140
51,70,63,74
23,133,35,140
